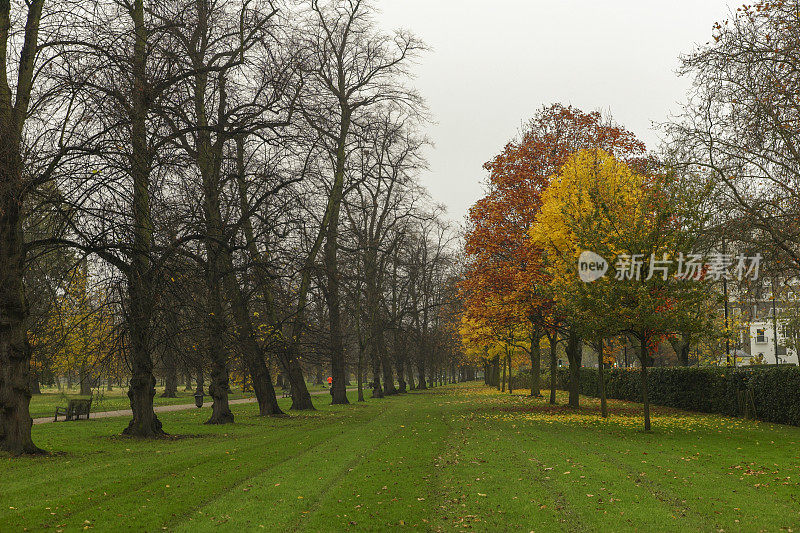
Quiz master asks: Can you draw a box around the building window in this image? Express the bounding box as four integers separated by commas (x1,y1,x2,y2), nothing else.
756,329,766,343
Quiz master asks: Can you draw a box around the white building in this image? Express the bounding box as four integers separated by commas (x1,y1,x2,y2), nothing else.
745,320,799,365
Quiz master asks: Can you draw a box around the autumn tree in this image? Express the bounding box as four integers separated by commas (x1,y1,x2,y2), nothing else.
38,264,115,396
532,149,714,429
462,104,646,402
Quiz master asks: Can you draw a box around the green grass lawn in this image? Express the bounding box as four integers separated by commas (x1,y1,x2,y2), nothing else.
4,384,800,532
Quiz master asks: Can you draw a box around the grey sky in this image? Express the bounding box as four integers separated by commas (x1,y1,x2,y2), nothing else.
376,0,735,225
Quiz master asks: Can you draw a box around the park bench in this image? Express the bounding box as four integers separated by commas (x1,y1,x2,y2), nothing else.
282,385,291,398
54,397,93,422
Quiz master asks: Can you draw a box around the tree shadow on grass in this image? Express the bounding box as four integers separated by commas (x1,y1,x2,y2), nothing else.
106,433,211,442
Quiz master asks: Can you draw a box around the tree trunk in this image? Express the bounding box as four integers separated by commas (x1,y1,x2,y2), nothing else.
416,358,427,390
678,341,690,367
275,345,312,411
394,331,406,393
0,330,39,454
122,272,163,437
244,351,282,416
202,271,232,425
79,363,92,396
639,335,652,431
218,254,283,416
357,342,365,402
204,266,233,425
30,373,41,395
549,333,558,405
396,360,407,393
485,356,497,388
529,326,542,397
195,365,205,396
370,336,384,398
0,0,46,456
161,353,177,398
382,356,396,395
596,339,608,418
324,173,347,405
380,334,397,396
218,250,283,416
507,354,513,394
121,0,163,439
124,298,163,437
501,356,506,392
207,359,233,424
371,355,384,398
566,330,582,408
323,112,351,406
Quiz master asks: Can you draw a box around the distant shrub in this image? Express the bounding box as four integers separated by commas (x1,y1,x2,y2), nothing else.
554,365,800,427
510,369,555,391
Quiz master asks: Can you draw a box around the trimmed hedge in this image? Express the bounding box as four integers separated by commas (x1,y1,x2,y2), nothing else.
554,366,800,427
510,369,549,391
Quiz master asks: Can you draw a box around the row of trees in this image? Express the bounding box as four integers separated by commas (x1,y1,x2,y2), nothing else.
0,0,468,456
460,2,800,431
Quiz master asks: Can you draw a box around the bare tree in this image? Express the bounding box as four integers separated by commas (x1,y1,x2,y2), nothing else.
158,0,294,420
0,0,92,453
671,2,800,272
298,0,425,404
343,105,427,397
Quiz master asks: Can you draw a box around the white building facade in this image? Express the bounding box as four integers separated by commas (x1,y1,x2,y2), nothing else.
745,320,799,365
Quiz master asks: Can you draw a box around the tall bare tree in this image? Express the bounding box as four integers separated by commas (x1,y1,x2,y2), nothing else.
0,0,46,455
672,2,800,272
298,0,425,403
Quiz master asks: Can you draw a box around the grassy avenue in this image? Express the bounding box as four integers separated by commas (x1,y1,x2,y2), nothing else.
3,384,800,532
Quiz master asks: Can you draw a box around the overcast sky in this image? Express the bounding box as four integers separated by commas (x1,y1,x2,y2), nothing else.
375,0,736,225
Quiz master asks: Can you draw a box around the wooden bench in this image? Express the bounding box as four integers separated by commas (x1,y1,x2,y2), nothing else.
54,397,93,422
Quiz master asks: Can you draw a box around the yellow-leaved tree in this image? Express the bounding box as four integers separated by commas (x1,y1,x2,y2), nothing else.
532,149,715,429
33,265,116,396
531,149,644,415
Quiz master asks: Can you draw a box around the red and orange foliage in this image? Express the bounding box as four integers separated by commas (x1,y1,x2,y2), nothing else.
460,104,646,343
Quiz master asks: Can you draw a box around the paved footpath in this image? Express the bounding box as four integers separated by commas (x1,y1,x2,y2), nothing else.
33,388,353,425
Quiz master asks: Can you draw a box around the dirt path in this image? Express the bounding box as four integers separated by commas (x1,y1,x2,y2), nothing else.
33,389,353,425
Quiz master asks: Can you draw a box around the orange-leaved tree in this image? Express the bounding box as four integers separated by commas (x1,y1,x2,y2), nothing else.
461,104,646,400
